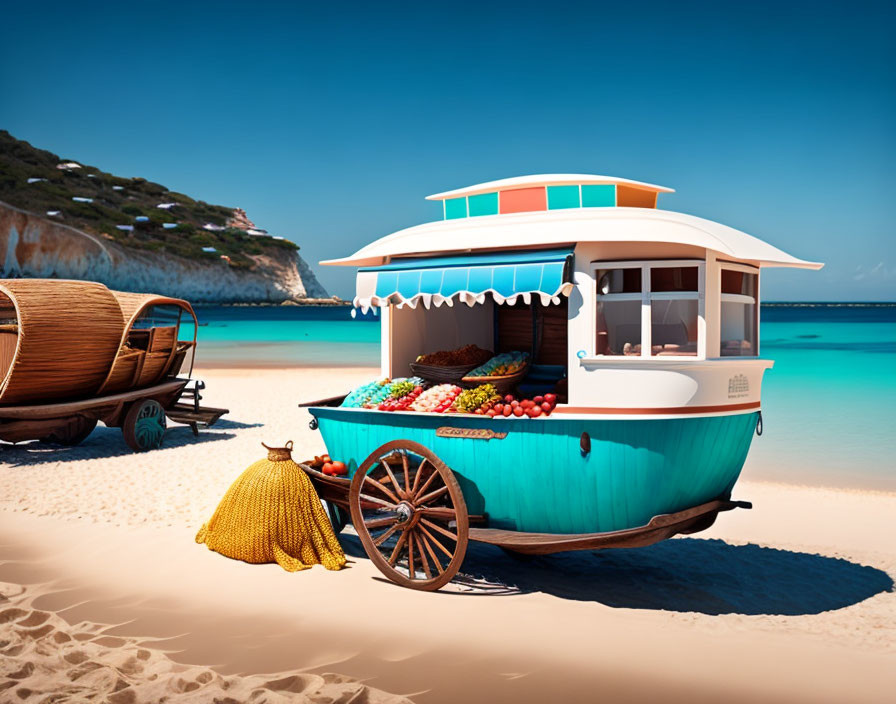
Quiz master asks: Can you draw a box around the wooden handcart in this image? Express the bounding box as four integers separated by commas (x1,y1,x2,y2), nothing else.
293,171,821,591
0,279,227,451
299,436,749,591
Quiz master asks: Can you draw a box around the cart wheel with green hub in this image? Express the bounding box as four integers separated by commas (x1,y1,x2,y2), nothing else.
122,398,167,452
349,439,469,591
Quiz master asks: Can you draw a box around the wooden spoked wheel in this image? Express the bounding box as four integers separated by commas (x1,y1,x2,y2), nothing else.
40,416,98,446
122,399,167,452
349,440,469,591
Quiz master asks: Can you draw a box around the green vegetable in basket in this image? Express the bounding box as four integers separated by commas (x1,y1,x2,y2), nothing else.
389,379,416,399
453,383,501,413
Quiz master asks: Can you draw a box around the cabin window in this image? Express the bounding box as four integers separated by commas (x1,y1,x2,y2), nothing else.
547,185,580,210
593,260,704,358
468,192,499,217
444,197,467,220
649,266,699,356
595,267,642,355
720,268,758,356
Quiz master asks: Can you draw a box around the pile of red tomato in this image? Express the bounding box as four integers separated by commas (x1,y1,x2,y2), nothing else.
484,393,557,419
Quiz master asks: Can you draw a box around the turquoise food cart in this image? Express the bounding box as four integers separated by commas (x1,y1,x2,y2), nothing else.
300,174,822,591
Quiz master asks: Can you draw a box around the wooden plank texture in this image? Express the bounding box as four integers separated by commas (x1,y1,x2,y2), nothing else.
467,500,751,554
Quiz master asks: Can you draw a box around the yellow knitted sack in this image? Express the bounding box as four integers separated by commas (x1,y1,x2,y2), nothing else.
196,441,346,572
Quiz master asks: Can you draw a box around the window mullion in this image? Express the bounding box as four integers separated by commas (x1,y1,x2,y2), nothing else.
698,262,706,359
641,263,651,357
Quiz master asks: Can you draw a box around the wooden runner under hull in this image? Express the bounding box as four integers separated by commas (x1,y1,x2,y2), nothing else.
467,499,751,554
300,462,749,555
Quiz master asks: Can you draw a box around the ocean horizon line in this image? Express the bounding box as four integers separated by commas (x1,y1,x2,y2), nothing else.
193,300,896,309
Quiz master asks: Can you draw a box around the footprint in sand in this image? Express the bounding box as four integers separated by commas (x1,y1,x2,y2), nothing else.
6,660,35,679
17,622,55,639
263,674,315,693
107,688,137,704
0,607,28,624
115,655,146,677
67,660,104,681
16,610,50,627
172,674,205,693
63,649,90,665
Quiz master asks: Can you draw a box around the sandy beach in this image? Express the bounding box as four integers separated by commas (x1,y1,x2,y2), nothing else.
1,367,894,703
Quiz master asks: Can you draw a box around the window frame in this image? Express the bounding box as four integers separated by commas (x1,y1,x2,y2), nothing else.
718,261,760,357
591,259,706,360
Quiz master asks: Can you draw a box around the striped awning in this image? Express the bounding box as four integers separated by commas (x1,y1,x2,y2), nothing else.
354,247,574,312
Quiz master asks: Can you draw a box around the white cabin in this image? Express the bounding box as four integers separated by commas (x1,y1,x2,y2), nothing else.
324,174,822,417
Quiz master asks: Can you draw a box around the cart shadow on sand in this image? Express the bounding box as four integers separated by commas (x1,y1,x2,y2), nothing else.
0,418,259,466
337,533,893,617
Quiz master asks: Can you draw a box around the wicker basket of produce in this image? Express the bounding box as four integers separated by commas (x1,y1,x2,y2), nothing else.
461,352,530,395
409,362,477,384
410,344,493,384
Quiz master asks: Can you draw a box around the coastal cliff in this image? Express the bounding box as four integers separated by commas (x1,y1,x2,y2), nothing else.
0,131,330,303
0,201,328,303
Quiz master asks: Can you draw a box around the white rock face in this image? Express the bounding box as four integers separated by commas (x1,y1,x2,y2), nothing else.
0,201,329,303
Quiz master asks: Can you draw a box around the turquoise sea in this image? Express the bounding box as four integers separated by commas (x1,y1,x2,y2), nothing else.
190,304,896,491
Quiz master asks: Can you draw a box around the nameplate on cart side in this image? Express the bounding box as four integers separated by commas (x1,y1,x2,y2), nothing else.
727,373,750,399
436,427,508,440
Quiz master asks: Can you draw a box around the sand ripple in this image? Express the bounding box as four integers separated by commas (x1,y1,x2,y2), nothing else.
0,581,412,704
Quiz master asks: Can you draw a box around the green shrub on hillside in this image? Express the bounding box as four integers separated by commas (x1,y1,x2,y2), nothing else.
0,130,299,270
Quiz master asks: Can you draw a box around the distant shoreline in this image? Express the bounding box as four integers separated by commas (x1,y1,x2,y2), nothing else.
200,300,895,308
218,297,350,307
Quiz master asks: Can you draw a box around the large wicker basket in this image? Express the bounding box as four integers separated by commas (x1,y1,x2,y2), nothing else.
461,363,530,395
409,362,480,384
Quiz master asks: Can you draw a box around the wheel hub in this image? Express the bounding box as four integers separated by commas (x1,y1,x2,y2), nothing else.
395,502,414,524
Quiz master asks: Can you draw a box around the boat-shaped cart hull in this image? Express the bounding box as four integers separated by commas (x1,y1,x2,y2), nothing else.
308,406,757,537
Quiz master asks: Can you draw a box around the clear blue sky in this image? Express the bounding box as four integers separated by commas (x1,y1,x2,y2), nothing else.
2,1,893,300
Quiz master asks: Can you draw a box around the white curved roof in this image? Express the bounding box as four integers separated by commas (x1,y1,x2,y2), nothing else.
321,207,823,270
426,173,674,200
